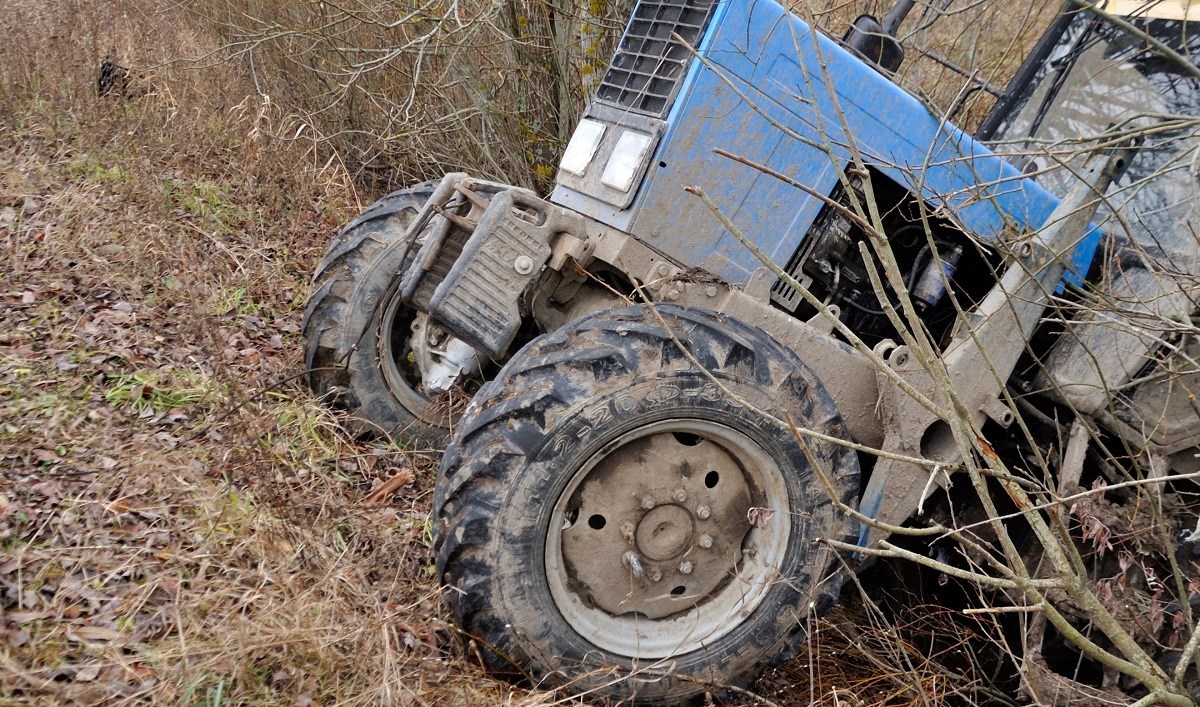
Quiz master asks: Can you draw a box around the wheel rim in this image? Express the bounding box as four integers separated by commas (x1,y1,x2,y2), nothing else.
378,286,436,418
545,419,791,658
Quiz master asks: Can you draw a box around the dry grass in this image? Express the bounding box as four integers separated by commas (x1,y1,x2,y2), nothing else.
0,1,1049,705
0,1,519,703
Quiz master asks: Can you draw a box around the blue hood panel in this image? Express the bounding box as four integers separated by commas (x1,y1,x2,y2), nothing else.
551,0,1098,287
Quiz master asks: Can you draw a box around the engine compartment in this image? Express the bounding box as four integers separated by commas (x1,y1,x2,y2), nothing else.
769,168,1000,352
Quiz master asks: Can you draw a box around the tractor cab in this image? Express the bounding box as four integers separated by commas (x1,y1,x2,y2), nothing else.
982,0,1200,249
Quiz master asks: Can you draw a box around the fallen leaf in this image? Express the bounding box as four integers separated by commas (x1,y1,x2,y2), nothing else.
363,468,416,506
747,507,775,529
7,611,53,623
68,626,125,642
74,664,101,682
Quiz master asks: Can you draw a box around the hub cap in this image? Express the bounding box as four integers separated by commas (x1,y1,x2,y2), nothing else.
546,419,790,658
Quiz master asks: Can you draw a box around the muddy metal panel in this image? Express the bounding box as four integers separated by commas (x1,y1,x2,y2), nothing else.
552,0,1101,288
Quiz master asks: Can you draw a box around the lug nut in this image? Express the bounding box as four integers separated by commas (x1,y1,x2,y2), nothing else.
698,534,713,549
679,561,693,575
696,505,710,520
641,495,656,510
649,568,662,582
672,488,687,503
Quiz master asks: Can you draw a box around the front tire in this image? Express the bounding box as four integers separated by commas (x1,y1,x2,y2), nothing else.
302,182,471,445
434,304,860,703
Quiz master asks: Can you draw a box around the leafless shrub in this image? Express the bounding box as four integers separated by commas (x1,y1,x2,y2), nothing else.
182,0,635,193
176,0,1055,196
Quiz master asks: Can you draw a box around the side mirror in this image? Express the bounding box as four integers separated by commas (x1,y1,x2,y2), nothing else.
843,15,904,73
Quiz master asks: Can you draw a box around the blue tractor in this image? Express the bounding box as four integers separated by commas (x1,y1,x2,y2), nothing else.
304,0,1200,701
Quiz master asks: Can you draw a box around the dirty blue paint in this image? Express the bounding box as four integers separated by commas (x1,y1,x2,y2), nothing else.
856,492,882,547
552,0,1100,288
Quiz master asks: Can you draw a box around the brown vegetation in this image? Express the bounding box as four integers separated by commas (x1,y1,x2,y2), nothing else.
2,0,1126,704
0,1,506,703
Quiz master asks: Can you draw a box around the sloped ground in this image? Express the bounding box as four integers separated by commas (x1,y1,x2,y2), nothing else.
0,2,992,705
0,3,522,704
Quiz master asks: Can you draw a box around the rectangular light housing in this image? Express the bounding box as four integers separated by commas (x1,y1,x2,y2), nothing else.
601,130,653,193
560,119,606,176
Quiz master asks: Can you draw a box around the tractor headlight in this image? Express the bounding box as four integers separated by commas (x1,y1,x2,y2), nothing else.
601,130,653,193
560,119,606,176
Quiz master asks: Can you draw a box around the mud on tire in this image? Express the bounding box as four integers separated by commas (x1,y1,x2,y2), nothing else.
302,181,456,445
433,304,860,704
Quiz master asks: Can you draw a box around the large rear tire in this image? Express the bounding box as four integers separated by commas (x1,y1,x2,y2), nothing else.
434,304,860,703
302,182,470,446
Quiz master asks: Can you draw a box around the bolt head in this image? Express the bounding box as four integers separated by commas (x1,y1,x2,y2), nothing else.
696,505,711,520
679,561,693,575
699,534,713,549
705,285,718,297
514,255,534,275
649,569,662,582
641,495,656,510
672,488,687,503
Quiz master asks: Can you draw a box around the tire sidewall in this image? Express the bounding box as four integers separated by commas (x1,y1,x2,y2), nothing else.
338,219,429,434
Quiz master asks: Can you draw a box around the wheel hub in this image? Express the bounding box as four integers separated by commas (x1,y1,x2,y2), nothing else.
408,314,480,394
636,505,694,561
558,427,755,621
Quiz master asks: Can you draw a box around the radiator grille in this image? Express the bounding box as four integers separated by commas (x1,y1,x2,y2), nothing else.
596,0,718,117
